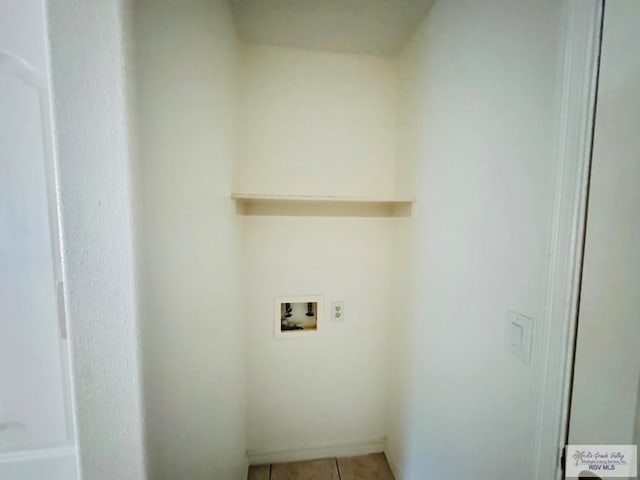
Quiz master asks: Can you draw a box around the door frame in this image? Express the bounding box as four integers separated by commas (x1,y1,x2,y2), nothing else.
532,1,604,478
0,49,77,477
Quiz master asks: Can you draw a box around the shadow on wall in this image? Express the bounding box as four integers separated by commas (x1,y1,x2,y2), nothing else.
635,374,640,446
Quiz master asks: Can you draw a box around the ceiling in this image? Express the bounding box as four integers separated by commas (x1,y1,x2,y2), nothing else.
230,0,436,56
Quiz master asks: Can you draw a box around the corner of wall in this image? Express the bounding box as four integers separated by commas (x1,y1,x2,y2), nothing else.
383,437,404,480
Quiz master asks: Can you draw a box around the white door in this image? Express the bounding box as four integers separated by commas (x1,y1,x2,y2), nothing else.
0,0,77,478
567,0,640,478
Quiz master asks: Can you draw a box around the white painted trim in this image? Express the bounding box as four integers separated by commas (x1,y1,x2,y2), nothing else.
383,439,403,480
0,51,46,89
1,46,76,453
231,193,415,203
533,1,603,479
0,445,76,464
242,451,250,480
248,437,385,465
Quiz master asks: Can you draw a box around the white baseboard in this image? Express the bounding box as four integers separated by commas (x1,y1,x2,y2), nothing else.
248,437,385,466
242,451,250,480
383,439,403,480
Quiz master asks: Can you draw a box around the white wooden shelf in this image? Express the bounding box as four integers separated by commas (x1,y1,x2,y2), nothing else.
231,193,415,217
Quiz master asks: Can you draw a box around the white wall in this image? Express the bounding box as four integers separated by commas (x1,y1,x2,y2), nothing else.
43,2,587,478
235,45,397,197
244,217,393,459
239,45,396,459
47,0,146,478
569,0,640,447
131,1,246,478
0,0,70,454
388,1,565,478
0,0,48,73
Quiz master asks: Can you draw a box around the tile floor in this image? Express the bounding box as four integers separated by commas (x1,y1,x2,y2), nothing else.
248,453,395,480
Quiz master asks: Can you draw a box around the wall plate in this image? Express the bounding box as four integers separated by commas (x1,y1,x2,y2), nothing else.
505,309,534,365
331,301,344,321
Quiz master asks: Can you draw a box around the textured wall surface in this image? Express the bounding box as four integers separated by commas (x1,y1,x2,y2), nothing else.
42,2,583,479
244,216,393,458
235,44,397,197
131,1,247,478
388,1,565,478
237,45,396,458
47,0,146,478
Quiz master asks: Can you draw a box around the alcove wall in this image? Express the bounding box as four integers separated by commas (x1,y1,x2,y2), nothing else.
236,44,399,461
131,1,246,479
129,1,571,478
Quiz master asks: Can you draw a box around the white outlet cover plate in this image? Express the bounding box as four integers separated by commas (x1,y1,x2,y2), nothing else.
331,301,344,321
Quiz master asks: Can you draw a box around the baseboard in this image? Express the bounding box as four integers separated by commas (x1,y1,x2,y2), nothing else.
248,437,385,465
242,451,250,480
383,438,404,480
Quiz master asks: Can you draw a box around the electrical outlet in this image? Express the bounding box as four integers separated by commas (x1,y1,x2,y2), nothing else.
331,301,344,321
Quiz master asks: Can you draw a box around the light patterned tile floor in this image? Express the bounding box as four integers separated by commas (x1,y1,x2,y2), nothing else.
248,453,395,480
337,454,395,480
248,464,270,480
